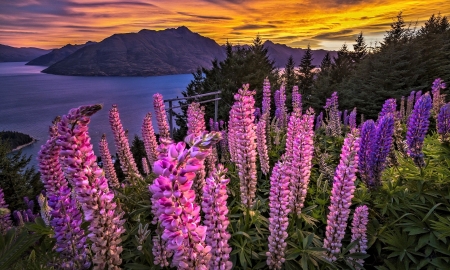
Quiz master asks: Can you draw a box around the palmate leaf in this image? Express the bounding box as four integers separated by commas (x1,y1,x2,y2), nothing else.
430,214,450,239
0,228,43,269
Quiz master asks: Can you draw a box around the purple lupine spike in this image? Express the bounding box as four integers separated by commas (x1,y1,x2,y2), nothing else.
399,96,406,122
324,92,341,137
315,111,323,131
406,93,432,167
256,111,270,175
187,102,206,136
378,98,396,121
58,104,125,269
292,86,302,116
406,91,416,120
153,93,170,140
262,77,271,115
267,161,291,269
437,103,450,142
324,131,360,261
349,205,369,268
99,134,120,188
109,105,142,182
349,108,357,130
371,115,395,186
358,120,376,186
202,165,233,270
274,90,281,119
415,91,422,104
142,157,150,175
343,110,349,127
209,118,214,131
254,107,262,121
432,78,447,118
0,188,13,235
38,121,90,269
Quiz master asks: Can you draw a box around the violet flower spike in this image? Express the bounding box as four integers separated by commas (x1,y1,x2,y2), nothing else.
349,205,369,269
406,93,432,167
406,91,415,120
99,134,120,188
371,114,395,186
437,103,450,142
142,112,159,167
323,131,360,261
153,93,171,140
349,108,357,130
262,77,271,115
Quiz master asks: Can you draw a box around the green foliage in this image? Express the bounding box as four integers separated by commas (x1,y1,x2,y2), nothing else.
0,131,34,150
130,135,147,175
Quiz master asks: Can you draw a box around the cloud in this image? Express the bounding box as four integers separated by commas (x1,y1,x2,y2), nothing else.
314,29,355,40
177,12,232,20
233,24,277,30
288,39,322,48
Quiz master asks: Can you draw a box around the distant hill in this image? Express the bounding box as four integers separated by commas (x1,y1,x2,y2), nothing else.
26,41,96,66
263,40,337,68
0,44,50,62
43,26,227,76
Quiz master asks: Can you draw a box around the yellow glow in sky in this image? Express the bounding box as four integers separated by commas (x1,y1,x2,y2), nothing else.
1,0,449,50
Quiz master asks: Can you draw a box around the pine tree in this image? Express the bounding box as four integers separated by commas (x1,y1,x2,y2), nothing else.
352,32,368,64
284,55,297,110
383,12,408,47
298,45,315,102
330,44,352,85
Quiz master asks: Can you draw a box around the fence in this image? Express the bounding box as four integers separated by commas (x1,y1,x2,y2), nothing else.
164,91,221,137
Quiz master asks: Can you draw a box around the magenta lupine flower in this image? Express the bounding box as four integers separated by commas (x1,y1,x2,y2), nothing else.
187,102,206,136
323,131,360,261
142,112,159,167
349,108,357,130
254,107,262,120
371,114,395,186
38,123,90,269
432,78,447,117
262,77,271,115
406,93,432,167
378,98,396,121
257,112,270,175
292,86,302,116
152,226,171,267
0,188,13,235
350,205,369,269
142,157,150,175
58,105,125,270
99,134,119,188
399,96,406,122
153,93,171,140
324,92,341,137
358,120,376,186
109,105,141,182
290,112,315,215
343,110,349,127
437,103,450,142
229,84,258,208
406,91,416,119
149,132,221,269
266,162,291,269
202,165,233,270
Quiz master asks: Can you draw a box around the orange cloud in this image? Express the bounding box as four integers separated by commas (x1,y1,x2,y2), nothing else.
0,0,449,50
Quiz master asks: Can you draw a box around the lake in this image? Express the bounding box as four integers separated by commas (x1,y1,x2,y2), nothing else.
0,62,193,167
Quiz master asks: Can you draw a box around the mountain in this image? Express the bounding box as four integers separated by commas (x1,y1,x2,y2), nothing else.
26,41,96,66
263,40,337,68
0,44,50,62
43,26,226,76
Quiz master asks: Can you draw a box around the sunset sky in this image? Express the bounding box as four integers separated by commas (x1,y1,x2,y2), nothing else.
1,0,449,50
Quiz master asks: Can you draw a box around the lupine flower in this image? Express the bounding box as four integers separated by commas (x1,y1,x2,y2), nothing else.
349,108,357,130
13,211,24,227
399,96,406,122
149,132,221,269
257,111,270,175
290,111,315,215
415,91,422,104
267,162,291,269
254,107,262,120
349,205,369,269
229,84,258,208
262,77,271,115
406,91,415,118
292,86,302,116
99,134,120,188
142,112,159,167
109,105,141,182
432,78,447,118
58,104,125,270
315,112,323,131
135,223,151,251
324,131,360,261
406,93,432,167
437,103,450,142
371,115,395,186
0,188,13,235
275,84,287,127
202,165,233,270
378,98,396,121
343,110,349,127
324,92,341,137
38,123,90,269
142,157,150,175
358,120,376,185
152,227,171,267
153,93,171,140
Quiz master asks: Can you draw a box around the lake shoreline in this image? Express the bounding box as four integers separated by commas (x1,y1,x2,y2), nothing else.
10,138,38,153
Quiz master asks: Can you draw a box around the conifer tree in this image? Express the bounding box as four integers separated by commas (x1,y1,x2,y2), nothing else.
352,32,368,64
298,45,315,103
284,55,297,110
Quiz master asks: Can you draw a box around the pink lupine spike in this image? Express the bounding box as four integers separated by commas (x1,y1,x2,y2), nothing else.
350,205,369,269
323,130,360,261
99,134,119,188
142,112,159,167
153,93,171,140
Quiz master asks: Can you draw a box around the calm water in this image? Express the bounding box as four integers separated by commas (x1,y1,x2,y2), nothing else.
0,62,193,167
